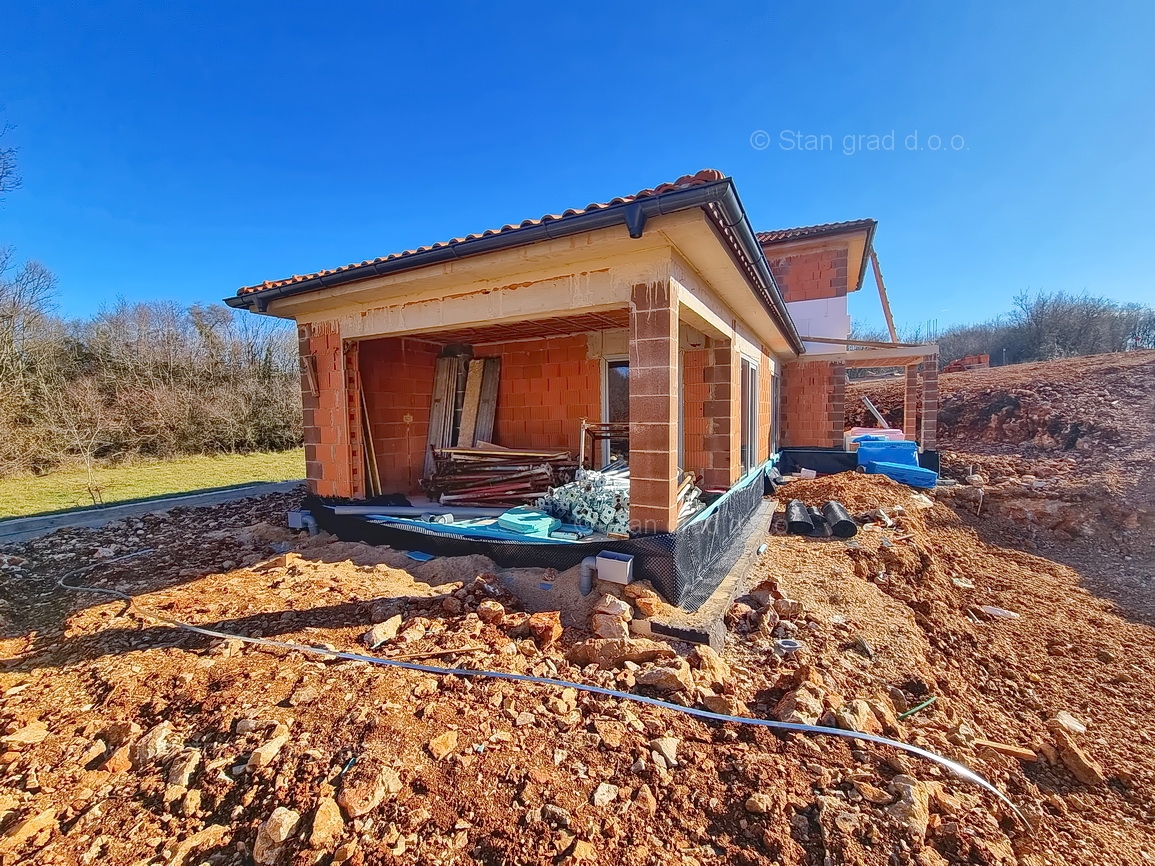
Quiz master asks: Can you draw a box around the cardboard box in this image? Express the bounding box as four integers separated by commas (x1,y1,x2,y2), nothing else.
595,551,634,585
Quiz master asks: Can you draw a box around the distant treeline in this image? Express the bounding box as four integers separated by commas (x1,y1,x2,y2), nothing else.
854,290,1155,370
0,247,300,480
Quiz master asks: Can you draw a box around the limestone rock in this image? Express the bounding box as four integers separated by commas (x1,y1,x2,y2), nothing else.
622,580,664,617
775,686,825,726
526,611,563,647
308,797,344,849
636,659,694,693
476,600,505,624
648,737,679,768
566,637,676,669
131,721,174,768
363,615,403,648
337,765,403,818
688,644,731,689
1050,711,1087,735
835,699,883,735
701,693,743,715
591,613,630,640
253,807,300,865
1052,728,1106,785
428,730,458,761
745,792,774,814
593,594,632,620
773,597,803,618
103,744,132,773
886,774,930,839
247,734,288,772
591,782,618,807
1,721,49,747
167,749,201,788
0,808,56,853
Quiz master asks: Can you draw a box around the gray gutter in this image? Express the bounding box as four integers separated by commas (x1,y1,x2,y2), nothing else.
225,179,805,355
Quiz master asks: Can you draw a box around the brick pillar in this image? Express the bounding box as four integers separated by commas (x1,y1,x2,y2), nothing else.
828,361,846,448
301,320,355,498
701,338,737,489
343,340,366,500
298,325,324,495
921,356,938,450
628,280,680,534
903,364,919,441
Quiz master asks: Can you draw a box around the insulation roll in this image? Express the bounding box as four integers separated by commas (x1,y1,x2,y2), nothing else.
785,499,814,535
822,500,858,538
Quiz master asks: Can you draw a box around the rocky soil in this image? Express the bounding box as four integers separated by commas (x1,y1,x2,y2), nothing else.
0,470,1153,865
847,350,1155,623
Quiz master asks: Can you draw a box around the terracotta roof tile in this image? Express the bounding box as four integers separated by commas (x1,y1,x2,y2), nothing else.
237,169,726,295
756,218,877,245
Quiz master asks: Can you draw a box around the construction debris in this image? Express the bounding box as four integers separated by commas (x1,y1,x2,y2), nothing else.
422,446,577,507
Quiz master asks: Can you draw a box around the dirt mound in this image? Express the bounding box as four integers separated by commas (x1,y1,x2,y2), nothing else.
1,476,1154,865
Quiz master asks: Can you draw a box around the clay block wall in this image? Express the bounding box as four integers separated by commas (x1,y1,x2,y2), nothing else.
298,321,351,498
359,337,440,495
481,334,602,453
681,348,709,479
758,353,772,462
763,245,850,302
780,359,846,448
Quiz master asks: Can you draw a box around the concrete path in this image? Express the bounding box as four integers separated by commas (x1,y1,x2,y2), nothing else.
0,480,304,546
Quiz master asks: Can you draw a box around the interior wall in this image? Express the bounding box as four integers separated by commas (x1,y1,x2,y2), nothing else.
681,348,709,479
359,337,440,495
480,334,602,453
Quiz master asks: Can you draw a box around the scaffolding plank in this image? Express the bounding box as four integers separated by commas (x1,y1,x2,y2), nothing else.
473,357,501,446
424,357,456,479
870,249,900,344
456,359,486,448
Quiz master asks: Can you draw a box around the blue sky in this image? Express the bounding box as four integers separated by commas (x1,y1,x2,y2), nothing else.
2,1,1152,333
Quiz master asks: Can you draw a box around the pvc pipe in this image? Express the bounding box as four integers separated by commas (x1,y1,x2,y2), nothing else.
580,556,597,596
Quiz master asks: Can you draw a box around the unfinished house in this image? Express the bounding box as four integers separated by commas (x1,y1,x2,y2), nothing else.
227,169,937,607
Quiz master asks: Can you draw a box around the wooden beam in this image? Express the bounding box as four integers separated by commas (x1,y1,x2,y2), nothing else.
799,335,928,349
807,344,938,366
870,249,899,344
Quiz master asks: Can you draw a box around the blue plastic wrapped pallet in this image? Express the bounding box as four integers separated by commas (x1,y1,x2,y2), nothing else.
496,507,561,536
856,439,919,468
865,460,938,489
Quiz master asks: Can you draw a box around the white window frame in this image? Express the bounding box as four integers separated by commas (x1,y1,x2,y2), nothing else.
740,354,759,476
601,355,629,467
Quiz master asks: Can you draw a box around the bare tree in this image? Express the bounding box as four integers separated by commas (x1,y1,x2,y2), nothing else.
0,121,19,202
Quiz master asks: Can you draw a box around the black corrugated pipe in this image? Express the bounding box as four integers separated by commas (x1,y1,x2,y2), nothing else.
822,500,858,538
807,506,831,537
224,179,806,355
785,499,814,535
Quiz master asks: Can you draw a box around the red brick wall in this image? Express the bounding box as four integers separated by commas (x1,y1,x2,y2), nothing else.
780,359,846,448
481,334,601,453
359,337,440,495
763,243,850,303
681,348,709,479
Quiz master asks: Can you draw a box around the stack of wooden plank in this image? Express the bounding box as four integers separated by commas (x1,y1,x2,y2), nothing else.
423,355,501,479
423,446,578,507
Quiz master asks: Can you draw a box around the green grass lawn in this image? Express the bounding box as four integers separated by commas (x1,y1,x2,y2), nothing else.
0,449,305,520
